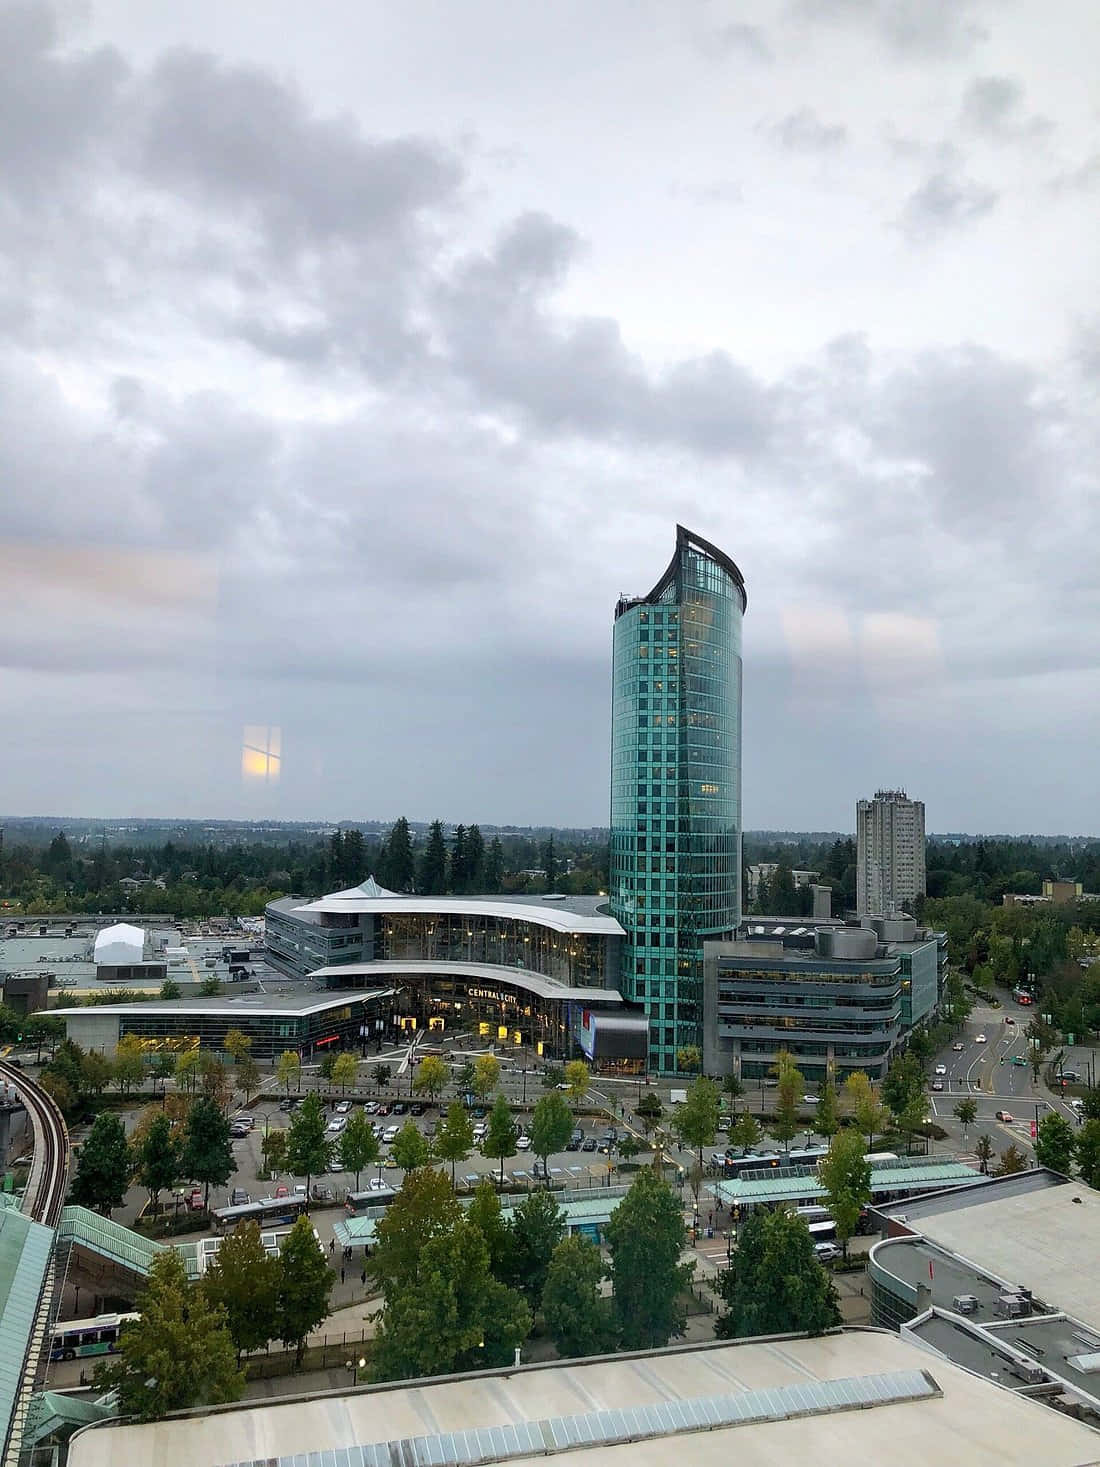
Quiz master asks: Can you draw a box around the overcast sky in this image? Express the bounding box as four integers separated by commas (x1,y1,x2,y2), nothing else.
2,1,1098,835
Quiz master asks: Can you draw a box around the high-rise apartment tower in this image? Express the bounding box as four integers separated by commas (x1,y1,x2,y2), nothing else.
610,526,747,1072
856,789,926,917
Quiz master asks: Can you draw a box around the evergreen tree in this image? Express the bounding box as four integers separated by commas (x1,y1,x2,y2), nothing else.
815,1082,840,1138
605,1168,689,1349
505,1188,566,1304
418,820,449,895
284,1093,331,1203
542,834,559,887
96,1250,243,1419
180,1096,235,1208
201,1221,280,1363
772,861,798,916
382,816,415,891
542,1235,614,1359
133,1112,182,1215
343,828,366,882
70,1112,131,1216
467,825,486,891
1076,1120,1100,1188
276,1216,334,1366
449,824,469,893
483,837,505,893
716,1209,840,1338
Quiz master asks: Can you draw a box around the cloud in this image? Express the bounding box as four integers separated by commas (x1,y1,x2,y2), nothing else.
899,169,998,239
791,0,995,58
1048,153,1100,195
710,23,774,63
768,108,848,152
960,75,1053,142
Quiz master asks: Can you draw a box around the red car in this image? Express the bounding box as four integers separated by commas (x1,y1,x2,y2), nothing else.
186,1187,204,1211
274,1183,289,1198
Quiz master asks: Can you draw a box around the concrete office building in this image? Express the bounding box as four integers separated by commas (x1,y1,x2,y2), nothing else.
857,789,926,917
610,526,748,1072
703,915,945,1084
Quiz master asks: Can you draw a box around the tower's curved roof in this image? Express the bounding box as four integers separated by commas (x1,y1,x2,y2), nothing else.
616,524,747,618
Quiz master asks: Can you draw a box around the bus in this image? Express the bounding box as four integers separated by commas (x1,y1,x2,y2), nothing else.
345,1186,399,1216
721,1145,829,1178
212,1194,308,1233
50,1312,139,1362
795,1206,838,1240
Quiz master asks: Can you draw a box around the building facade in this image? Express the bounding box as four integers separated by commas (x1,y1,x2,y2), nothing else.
609,525,747,1072
857,789,926,917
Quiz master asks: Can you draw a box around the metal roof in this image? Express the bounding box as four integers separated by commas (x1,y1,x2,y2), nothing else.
295,893,623,936
307,961,624,1004
0,1207,55,1462
711,1161,984,1206
49,988,396,1020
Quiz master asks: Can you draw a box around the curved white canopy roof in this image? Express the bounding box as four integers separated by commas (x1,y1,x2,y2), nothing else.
296,893,623,937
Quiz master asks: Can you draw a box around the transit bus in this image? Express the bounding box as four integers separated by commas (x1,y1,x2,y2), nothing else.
345,1186,399,1216
50,1312,140,1362
211,1194,309,1233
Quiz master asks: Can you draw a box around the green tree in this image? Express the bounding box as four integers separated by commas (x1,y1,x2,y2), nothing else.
80,1049,114,1097
674,1075,722,1174
975,1133,994,1175
370,1167,462,1302
236,1053,261,1099
199,974,223,998
381,816,416,892
563,1059,590,1102
1035,1111,1076,1173
392,1120,431,1171
180,1095,235,1208
223,1029,252,1065
159,977,182,1001
844,1071,889,1151
417,820,449,895
953,1098,978,1136
331,1051,358,1093
897,1094,929,1155
605,1168,689,1350
133,1112,181,1215
716,1208,840,1338
530,1091,574,1181
1075,1120,1100,1188
731,1112,763,1152
771,1052,804,1151
149,1050,177,1097
635,1092,664,1136
338,1108,380,1188
818,1128,871,1258
95,1250,243,1419
505,1188,566,1304
434,1100,475,1188
675,1045,701,1074
176,1047,203,1094
70,1112,131,1216
466,824,486,889
284,1093,331,1203
113,1035,146,1097
318,1052,337,1083
815,1082,840,1139
473,1053,501,1100
261,1127,287,1179
413,1054,449,1103
882,1053,924,1120
276,1050,301,1096
482,1092,518,1186
276,1216,334,1367
483,837,505,893
467,1176,512,1278
371,1061,393,1090
23,1014,64,1062
542,1235,614,1359
721,1073,744,1108
995,1143,1029,1176
201,1220,280,1363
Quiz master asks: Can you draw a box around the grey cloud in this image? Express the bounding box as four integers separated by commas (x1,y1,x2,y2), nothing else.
769,108,847,151
961,75,1052,142
899,169,998,239
710,23,774,63
792,0,994,57
1048,154,1100,194
667,180,743,207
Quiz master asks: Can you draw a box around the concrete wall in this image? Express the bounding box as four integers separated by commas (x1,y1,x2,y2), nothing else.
62,1011,123,1057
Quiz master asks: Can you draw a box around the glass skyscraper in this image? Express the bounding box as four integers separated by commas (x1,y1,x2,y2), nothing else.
610,525,747,1072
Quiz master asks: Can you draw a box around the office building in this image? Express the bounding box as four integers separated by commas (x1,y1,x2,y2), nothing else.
856,790,926,917
702,915,945,1084
610,526,747,1072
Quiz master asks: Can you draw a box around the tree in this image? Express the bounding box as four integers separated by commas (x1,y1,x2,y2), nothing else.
284,1093,330,1203
223,1029,252,1065
844,1071,889,1151
473,1053,501,1100
975,1133,994,1175
882,1054,924,1120
605,1168,689,1350
954,1098,978,1136
995,1144,1029,1176
276,1216,334,1367
505,1188,566,1304
95,1250,243,1419
417,820,449,895
731,1112,763,1152
70,1112,131,1215
276,1050,301,1096
815,1082,840,1139
370,1167,462,1302
181,1096,235,1208
80,1049,114,1097
530,1091,574,1181
449,824,470,892
371,1061,393,1090
149,1050,177,1097
466,824,485,890
261,1127,288,1179
1076,1120,1100,1188
159,977,182,1001
771,1052,804,1151
331,1051,358,1093
1035,1111,1076,1173
199,974,223,998
716,1208,840,1338
482,1092,518,1186
381,816,416,892
818,1128,871,1259
674,1076,722,1174
483,837,505,893
897,1094,928,1155
133,1112,181,1215
202,1221,280,1363
721,1073,743,1108
541,834,558,887
542,1235,614,1359
24,1014,64,1062
563,1059,590,1102
338,1109,380,1189
675,1045,701,1074
434,1100,475,1188
199,1054,231,1110
113,1035,146,1097
392,1119,431,1171
635,1092,664,1136
236,1053,261,1100
176,1047,203,1095
413,1054,449,1104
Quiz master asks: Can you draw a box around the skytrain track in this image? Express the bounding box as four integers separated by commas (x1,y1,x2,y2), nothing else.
0,1062,70,1227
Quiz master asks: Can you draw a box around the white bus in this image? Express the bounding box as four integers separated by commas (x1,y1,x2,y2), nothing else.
50,1312,139,1362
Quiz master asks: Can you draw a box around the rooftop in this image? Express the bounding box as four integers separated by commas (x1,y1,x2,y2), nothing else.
65,1331,1100,1467
291,882,622,936
308,960,624,1004
711,1159,984,1207
49,987,396,1020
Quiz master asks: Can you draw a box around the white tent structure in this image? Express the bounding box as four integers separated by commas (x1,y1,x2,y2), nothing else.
93,923,145,966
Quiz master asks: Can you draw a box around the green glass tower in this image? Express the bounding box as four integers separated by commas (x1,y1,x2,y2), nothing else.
610,525,747,1073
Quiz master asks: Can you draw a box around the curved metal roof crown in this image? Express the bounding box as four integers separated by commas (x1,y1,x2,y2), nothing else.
617,524,747,618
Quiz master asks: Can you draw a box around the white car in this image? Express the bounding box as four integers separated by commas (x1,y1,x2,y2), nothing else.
935,1064,947,1076
335,1100,352,1114
515,1134,532,1150
326,1118,346,1134
382,1125,399,1144
802,1095,819,1105
814,1242,841,1262
975,1034,987,1044
368,1177,389,1190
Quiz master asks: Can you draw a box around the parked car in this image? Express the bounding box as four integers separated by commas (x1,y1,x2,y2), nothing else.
230,1188,250,1206
392,1102,407,1116
274,1183,289,1198
376,1104,391,1117
516,1135,532,1150
335,1100,352,1114
368,1176,388,1190
935,1064,947,1075
382,1125,399,1144
326,1117,347,1135
410,1103,424,1116
814,1242,841,1262
279,1096,299,1112
329,1157,344,1172
187,1187,204,1211
582,1137,598,1152
363,1101,378,1114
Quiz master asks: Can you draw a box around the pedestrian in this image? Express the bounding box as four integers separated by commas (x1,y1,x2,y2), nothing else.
341,1266,345,1283
361,1267,367,1286
329,1237,335,1255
